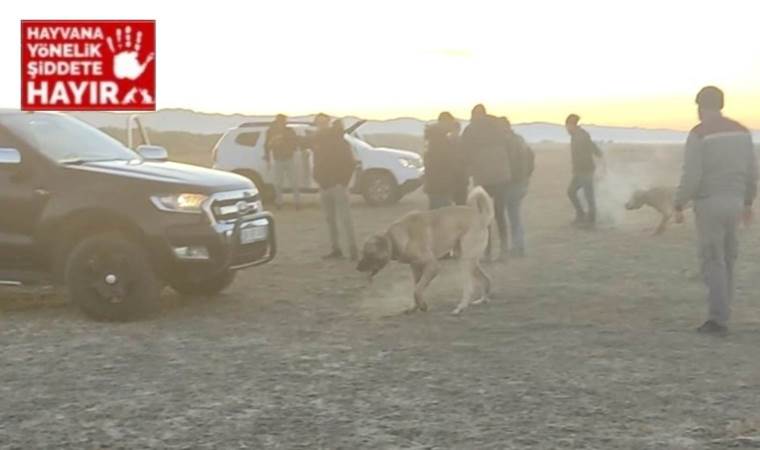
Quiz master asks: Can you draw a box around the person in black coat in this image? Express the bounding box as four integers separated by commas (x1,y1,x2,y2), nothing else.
309,114,359,260
423,112,467,209
461,104,512,259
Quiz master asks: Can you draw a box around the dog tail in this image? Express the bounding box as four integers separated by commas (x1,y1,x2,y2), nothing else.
467,186,494,226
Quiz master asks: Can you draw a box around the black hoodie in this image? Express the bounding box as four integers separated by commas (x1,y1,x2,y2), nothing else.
309,128,356,189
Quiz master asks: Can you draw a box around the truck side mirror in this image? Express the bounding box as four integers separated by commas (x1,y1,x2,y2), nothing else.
0,147,21,166
137,145,168,161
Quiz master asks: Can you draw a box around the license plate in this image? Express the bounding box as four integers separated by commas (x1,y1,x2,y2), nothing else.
240,225,268,244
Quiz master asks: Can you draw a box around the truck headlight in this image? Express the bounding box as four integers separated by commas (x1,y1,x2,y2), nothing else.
151,193,209,213
399,157,423,169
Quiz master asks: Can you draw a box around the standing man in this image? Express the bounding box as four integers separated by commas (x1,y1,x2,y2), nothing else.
503,117,535,257
674,86,757,336
565,114,603,227
265,114,301,210
462,104,512,260
423,112,467,209
310,114,359,260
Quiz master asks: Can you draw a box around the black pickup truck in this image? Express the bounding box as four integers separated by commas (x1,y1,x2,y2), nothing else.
0,110,276,320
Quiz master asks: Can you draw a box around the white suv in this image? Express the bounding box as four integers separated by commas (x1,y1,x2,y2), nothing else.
212,121,424,206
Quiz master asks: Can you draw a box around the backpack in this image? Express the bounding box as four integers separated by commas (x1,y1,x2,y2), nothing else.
523,143,535,178
508,134,535,182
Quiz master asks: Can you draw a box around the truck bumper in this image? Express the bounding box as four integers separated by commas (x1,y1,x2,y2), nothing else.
162,211,276,279
218,211,277,270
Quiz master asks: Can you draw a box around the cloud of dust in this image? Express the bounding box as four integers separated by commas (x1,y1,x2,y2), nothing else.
357,274,416,318
593,146,679,226
356,264,465,318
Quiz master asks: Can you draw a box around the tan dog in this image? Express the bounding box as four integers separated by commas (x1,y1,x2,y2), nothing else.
356,187,494,315
625,186,683,235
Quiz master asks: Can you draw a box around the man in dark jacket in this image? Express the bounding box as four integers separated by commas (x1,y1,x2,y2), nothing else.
503,117,534,257
674,86,758,336
565,114,603,227
265,114,301,209
309,114,359,260
423,112,466,209
461,104,512,259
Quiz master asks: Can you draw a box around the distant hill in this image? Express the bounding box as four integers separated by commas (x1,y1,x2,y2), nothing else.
74,108,760,145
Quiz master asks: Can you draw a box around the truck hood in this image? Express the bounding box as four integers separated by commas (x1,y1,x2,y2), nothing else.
64,160,253,192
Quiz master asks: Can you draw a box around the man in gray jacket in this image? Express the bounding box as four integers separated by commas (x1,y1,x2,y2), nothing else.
674,86,758,336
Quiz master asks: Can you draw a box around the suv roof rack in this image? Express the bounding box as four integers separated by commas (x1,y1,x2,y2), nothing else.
236,119,366,134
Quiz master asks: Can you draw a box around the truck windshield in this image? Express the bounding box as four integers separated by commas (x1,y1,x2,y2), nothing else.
0,113,139,164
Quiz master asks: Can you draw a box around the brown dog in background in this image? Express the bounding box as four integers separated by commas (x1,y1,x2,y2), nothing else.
356,187,494,315
625,186,686,235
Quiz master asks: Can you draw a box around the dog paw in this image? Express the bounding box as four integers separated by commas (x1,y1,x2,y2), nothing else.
472,296,490,305
404,307,418,315
451,307,463,315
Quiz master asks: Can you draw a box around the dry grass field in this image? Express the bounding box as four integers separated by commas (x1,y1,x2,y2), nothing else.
2,142,760,449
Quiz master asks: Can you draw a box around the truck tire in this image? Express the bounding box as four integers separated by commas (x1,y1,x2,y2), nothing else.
362,170,399,206
65,232,161,321
169,270,237,296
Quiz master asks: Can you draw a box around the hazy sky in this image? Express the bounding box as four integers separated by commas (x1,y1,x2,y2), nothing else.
3,0,759,129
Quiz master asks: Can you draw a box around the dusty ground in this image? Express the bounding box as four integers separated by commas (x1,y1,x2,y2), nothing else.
3,147,760,449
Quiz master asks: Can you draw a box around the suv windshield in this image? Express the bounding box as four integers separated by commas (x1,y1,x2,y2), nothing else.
346,134,373,151
0,113,139,164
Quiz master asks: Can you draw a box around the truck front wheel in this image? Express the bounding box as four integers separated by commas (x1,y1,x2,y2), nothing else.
65,232,161,321
169,270,237,296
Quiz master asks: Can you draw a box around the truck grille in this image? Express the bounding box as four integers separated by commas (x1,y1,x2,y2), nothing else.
208,190,261,223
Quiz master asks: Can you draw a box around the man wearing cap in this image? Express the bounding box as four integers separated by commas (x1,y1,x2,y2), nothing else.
674,86,758,336
565,114,603,227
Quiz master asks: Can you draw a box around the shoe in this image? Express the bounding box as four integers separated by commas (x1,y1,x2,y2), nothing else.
572,216,586,227
697,320,728,336
322,250,344,260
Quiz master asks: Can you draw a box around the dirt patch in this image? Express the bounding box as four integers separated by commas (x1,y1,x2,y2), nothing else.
2,147,760,449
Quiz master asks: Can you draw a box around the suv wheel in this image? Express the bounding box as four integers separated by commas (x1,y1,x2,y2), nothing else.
169,270,237,296
362,171,399,206
65,232,161,321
